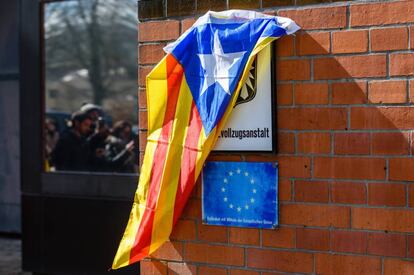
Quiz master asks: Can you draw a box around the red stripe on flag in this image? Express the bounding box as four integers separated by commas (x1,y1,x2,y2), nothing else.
173,101,203,224
129,54,184,263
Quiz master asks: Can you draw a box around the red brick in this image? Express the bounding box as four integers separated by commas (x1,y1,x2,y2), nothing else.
150,241,183,261
279,178,292,201
296,32,330,55
409,235,414,258
411,26,414,49
274,156,310,178
351,107,414,130
262,227,295,248
334,133,370,155
410,80,414,102
332,82,367,105
331,230,367,253
139,44,165,65
314,55,386,80
368,183,406,207
390,158,414,181
281,204,350,228
368,80,407,104
372,132,409,155
230,269,260,275
314,157,386,180
277,84,293,105
141,260,167,275
390,53,414,76
247,248,313,273
278,108,347,130
198,266,227,275
139,89,147,109
294,180,329,203
294,83,329,104
367,232,406,257
351,1,414,27
139,66,153,86
332,30,368,54
207,154,242,162
198,224,227,243
181,18,196,33
371,27,408,51
279,6,346,30
277,132,294,153
276,35,294,57
352,207,414,232
331,182,366,204
139,21,180,42
297,132,331,154
384,258,414,275
181,198,201,219
409,185,414,207
167,262,197,275
170,219,196,241
296,228,330,251
277,59,310,81
315,254,381,275
139,110,148,130
139,131,147,151
229,227,259,246
185,243,244,266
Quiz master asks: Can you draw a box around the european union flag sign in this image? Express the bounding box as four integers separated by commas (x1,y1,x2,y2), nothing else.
202,161,278,229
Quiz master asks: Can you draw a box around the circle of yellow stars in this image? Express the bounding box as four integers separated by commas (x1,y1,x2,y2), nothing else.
221,168,257,213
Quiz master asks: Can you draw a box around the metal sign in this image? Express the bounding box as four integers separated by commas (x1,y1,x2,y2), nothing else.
202,161,278,229
213,43,276,153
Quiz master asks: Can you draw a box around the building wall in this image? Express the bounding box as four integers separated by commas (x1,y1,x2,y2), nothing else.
0,0,21,234
138,0,414,274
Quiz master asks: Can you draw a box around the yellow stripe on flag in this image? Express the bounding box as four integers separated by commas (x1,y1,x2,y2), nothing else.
149,76,194,253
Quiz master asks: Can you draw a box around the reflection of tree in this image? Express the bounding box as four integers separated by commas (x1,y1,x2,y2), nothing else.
45,0,137,106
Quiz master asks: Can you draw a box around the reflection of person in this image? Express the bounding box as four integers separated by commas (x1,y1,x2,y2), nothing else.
107,120,137,173
88,118,134,172
44,118,60,163
80,103,103,122
51,110,93,171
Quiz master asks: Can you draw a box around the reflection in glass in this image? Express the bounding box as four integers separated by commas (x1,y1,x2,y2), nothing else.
44,0,138,174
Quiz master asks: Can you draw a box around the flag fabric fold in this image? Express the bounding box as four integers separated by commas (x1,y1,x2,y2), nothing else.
113,10,299,269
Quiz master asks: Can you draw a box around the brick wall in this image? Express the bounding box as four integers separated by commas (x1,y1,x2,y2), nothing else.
138,1,414,274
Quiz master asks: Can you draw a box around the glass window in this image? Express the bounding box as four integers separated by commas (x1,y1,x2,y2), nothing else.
44,0,138,174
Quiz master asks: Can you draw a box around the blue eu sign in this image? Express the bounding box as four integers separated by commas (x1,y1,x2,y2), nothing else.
202,161,278,229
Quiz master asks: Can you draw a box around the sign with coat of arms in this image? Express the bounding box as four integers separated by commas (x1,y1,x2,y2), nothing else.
213,43,276,153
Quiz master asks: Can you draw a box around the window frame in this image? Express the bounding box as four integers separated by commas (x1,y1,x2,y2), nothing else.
21,0,139,199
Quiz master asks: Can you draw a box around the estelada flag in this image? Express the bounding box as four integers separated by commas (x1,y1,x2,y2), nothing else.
113,10,299,269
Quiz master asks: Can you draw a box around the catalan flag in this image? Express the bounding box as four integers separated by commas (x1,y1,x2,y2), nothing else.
112,10,299,269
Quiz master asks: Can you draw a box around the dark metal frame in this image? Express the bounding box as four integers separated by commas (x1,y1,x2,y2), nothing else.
211,42,278,155
20,0,140,273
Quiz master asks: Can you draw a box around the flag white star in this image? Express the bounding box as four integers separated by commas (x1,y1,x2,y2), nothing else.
197,31,246,96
